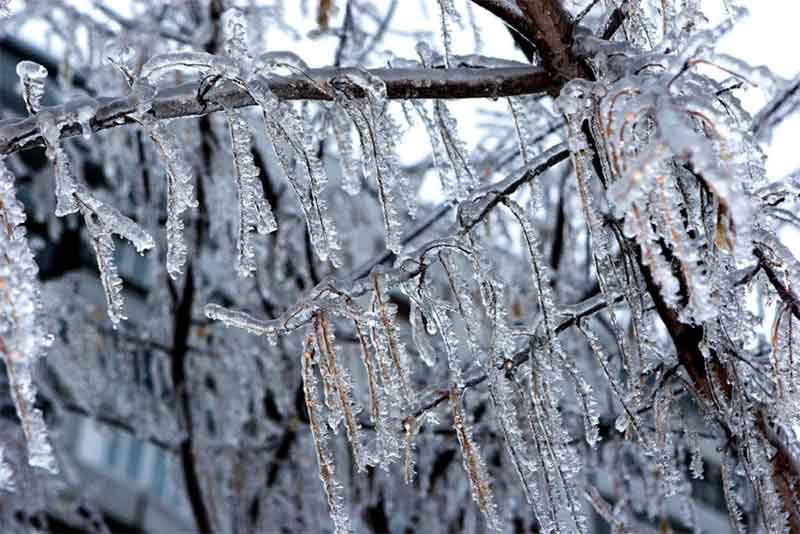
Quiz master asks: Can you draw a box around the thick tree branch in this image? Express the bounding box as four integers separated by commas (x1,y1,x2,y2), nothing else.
754,246,800,321
0,66,556,155
633,233,800,532
470,0,539,47
514,0,583,78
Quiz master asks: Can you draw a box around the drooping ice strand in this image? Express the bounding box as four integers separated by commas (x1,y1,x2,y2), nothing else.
0,160,59,476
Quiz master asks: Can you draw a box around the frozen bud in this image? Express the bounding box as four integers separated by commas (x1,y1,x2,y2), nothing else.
106,40,136,65
16,60,47,115
253,50,309,77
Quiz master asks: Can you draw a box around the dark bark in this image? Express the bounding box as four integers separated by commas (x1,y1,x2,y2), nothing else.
169,265,213,534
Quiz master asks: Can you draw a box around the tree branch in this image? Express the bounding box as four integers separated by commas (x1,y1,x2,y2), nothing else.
410,289,618,419
470,0,538,47
0,66,556,155
513,0,582,78
754,246,800,321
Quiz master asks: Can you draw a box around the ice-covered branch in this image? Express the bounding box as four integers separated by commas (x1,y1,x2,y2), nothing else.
0,65,556,155
514,0,579,76
207,146,569,336
410,290,619,419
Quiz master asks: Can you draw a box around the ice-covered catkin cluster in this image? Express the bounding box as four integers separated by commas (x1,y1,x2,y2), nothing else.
562,11,766,326
0,160,58,480
300,332,353,534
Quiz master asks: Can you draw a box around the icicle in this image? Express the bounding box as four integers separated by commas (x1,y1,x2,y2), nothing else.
578,320,642,440
204,304,279,338
525,351,589,533
38,111,78,216
0,160,58,475
77,193,127,326
330,106,361,196
144,119,198,279
438,250,482,365
301,332,353,534
412,100,457,197
435,0,460,68
329,71,413,253
75,190,155,255
433,101,477,198
16,60,47,115
653,385,681,497
248,81,342,266
226,108,278,277
632,203,682,300
408,294,438,367
501,198,560,347
412,99,476,202
488,370,539,505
